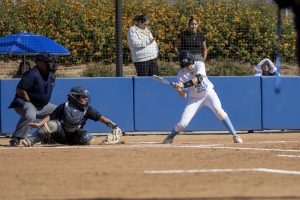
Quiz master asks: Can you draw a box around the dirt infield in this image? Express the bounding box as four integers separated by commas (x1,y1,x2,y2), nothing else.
1,133,300,200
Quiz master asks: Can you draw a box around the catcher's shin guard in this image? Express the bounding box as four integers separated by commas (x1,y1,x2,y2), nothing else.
21,131,44,147
79,132,94,145
37,120,60,140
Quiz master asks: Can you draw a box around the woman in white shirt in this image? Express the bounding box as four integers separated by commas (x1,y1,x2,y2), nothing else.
127,15,159,76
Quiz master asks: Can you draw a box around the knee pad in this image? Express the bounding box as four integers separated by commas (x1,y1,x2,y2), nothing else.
175,123,186,132
216,110,227,120
79,133,94,145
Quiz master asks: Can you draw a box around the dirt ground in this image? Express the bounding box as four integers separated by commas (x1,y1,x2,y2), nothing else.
1,132,300,200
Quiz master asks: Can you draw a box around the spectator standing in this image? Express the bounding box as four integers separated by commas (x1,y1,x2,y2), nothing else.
8,53,57,146
127,14,159,76
174,16,208,63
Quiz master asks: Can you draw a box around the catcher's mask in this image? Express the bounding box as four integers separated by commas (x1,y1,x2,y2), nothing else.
36,53,58,73
179,50,195,69
68,86,90,110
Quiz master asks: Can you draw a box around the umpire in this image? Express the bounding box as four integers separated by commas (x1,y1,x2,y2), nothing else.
8,53,58,147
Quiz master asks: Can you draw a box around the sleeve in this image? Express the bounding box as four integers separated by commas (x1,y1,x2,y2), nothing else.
195,62,207,76
177,72,188,91
199,32,206,42
127,27,149,48
176,70,184,84
265,59,277,73
17,70,34,90
49,104,64,120
86,107,102,121
254,65,262,76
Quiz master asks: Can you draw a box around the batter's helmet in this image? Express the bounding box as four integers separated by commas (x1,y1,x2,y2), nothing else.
68,86,90,110
179,50,195,68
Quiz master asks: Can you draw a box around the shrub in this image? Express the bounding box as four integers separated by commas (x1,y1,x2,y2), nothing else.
0,0,297,74
158,61,180,76
206,59,254,76
81,63,115,77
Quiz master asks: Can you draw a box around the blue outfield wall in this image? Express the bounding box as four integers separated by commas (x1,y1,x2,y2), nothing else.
262,76,300,130
0,78,134,134
1,76,300,134
134,76,262,131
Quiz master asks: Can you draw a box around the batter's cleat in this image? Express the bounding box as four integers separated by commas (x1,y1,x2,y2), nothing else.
9,137,20,147
233,135,243,144
20,138,33,147
162,135,174,144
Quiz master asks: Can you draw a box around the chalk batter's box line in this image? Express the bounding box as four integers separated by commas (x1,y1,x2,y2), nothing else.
1,141,300,153
144,168,300,175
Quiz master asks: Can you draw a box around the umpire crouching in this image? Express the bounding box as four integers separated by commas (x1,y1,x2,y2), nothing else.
8,53,58,147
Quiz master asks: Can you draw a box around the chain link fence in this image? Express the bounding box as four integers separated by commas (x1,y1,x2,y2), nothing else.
0,0,297,78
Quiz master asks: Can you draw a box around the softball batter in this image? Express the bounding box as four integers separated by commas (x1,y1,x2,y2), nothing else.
163,50,243,144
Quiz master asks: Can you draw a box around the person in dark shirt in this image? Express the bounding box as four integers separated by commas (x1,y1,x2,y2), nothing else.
21,86,122,146
174,16,208,62
8,53,58,147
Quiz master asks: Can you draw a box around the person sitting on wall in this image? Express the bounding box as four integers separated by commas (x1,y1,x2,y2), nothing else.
254,58,278,76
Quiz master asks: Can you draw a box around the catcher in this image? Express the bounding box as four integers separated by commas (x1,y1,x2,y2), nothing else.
21,86,122,147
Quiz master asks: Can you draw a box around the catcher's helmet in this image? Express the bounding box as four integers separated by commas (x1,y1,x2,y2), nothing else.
68,86,90,110
179,50,195,68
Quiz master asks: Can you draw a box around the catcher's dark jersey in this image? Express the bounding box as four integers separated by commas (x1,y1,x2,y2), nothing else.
49,103,102,128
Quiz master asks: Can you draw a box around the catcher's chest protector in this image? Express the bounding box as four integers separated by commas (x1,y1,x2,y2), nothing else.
62,101,87,132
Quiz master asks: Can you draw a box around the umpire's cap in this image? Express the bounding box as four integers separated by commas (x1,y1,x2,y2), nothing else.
179,50,195,68
35,53,52,63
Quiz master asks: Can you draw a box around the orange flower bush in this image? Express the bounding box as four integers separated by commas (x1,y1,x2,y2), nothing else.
0,0,296,66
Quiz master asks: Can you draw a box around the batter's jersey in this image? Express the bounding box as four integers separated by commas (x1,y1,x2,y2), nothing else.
177,62,214,98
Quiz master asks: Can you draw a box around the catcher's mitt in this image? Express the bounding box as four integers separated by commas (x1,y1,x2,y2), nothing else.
103,127,122,144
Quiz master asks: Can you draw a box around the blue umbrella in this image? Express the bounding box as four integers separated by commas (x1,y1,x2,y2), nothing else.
0,31,70,55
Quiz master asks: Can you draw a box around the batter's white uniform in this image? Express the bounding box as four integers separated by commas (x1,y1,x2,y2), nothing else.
174,61,228,132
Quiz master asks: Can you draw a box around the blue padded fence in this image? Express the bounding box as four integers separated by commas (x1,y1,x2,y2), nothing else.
1,76,299,134
262,77,300,130
134,76,261,131
0,77,134,135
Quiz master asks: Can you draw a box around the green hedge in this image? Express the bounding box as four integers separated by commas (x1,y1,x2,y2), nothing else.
0,0,296,66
